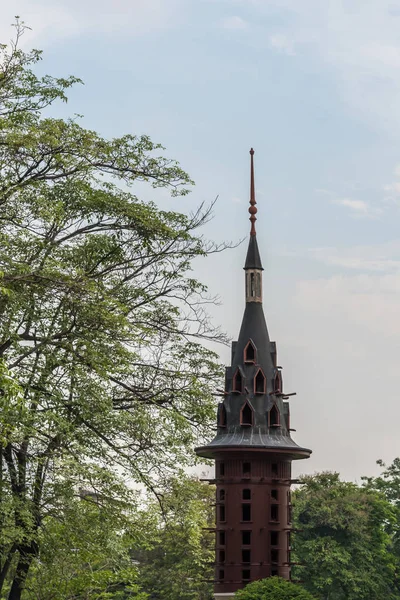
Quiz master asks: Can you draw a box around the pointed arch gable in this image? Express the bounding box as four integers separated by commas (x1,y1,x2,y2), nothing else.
254,368,266,394
274,371,282,393
240,400,254,426
268,403,280,428
232,367,244,393
244,339,256,364
218,403,227,428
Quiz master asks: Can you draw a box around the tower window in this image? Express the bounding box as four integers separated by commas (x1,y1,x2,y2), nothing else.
242,531,251,545
269,404,280,427
242,549,251,563
256,273,261,297
242,569,251,581
219,550,225,563
243,462,251,476
219,505,226,522
254,368,266,394
271,549,279,564
219,489,225,501
219,462,225,477
271,505,278,522
242,489,251,500
240,401,253,426
232,368,243,393
271,569,278,576
219,531,226,545
271,489,278,501
242,504,251,521
219,569,225,581
270,531,279,546
274,371,282,393
218,403,227,427
250,272,256,297
271,463,278,476
244,340,256,363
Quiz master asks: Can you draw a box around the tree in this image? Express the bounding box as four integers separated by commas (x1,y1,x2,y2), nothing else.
292,472,397,600
362,458,400,596
234,577,315,600
0,22,226,599
134,476,214,600
23,496,147,600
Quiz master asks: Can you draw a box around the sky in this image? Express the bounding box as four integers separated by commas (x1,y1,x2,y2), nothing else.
4,0,400,482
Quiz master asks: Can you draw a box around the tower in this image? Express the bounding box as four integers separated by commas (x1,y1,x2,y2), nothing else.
195,149,311,599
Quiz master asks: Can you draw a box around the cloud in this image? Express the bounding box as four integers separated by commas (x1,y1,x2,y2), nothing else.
236,1,400,133
269,33,295,56
221,15,249,30
332,197,382,219
306,240,400,273
0,0,181,44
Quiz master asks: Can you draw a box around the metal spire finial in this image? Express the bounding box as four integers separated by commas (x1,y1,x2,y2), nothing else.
249,148,257,236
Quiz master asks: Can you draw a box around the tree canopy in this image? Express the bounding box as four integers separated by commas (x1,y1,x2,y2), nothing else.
234,577,315,600
292,472,398,600
0,20,224,599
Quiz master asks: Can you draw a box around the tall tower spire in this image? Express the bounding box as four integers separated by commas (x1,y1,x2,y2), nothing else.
196,149,311,599
249,148,257,236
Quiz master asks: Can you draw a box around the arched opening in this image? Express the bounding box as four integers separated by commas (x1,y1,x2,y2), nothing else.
232,368,243,393
269,404,280,427
254,368,266,394
244,340,256,363
274,371,282,393
218,403,227,427
256,273,261,297
240,401,254,426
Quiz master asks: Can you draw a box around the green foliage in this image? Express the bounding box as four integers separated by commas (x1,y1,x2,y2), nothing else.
292,472,398,600
0,21,225,599
234,577,315,600
134,476,214,600
24,498,147,599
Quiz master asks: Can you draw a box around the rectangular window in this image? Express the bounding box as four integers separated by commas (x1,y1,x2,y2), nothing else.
271,549,279,564
271,463,278,476
219,489,225,501
242,489,251,500
242,549,251,564
271,504,278,522
243,462,251,475
242,504,251,522
219,505,226,522
271,489,278,500
271,569,278,577
219,550,225,563
270,531,279,546
219,569,225,581
219,531,226,545
242,531,251,545
242,569,251,581
219,462,225,476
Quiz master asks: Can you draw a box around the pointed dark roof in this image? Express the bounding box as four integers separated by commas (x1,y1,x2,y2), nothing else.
244,235,263,270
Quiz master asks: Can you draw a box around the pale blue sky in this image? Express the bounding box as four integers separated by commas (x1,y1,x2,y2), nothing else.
4,0,400,480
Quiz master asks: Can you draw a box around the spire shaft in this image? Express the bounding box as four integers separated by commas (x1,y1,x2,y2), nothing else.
249,148,257,236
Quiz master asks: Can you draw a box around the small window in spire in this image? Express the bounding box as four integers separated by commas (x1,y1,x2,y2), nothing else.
218,403,227,427
250,273,256,297
254,368,266,394
269,404,280,428
274,372,282,393
232,368,243,393
244,340,256,364
256,272,261,296
240,401,254,426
